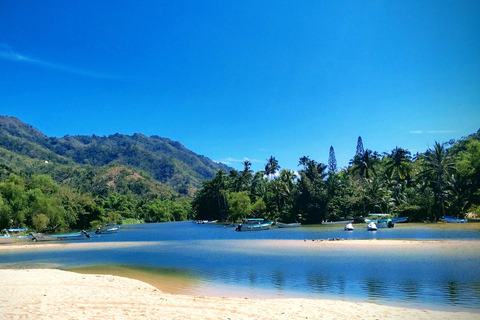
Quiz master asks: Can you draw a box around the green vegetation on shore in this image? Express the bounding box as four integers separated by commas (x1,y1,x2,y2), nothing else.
1,115,479,232
192,131,480,224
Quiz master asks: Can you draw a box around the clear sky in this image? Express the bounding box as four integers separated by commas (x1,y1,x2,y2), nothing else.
1,1,479,172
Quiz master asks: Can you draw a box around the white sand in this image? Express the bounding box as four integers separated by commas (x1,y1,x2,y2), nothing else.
1,269,479,320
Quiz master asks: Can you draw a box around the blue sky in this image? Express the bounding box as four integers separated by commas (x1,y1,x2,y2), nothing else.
1,1,479,172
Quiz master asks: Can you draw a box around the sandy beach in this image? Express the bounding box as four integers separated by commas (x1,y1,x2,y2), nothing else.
1,240,480,319
0,268,478,320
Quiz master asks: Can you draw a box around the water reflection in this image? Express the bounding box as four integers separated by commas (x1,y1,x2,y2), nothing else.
306,273,331,293
445,281,460,305
398,279,419,302
271,270,285,291
1,221,480,313
362,277,388,301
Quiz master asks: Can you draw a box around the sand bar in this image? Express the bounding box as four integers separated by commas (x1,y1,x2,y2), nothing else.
1,269,479,320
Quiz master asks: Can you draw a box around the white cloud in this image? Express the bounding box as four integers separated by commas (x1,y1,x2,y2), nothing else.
410,130,454,134
215,157,262,165
0,43,121,80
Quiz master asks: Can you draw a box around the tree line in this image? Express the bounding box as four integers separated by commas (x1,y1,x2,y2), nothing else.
192,131,480,224
0,167,192,232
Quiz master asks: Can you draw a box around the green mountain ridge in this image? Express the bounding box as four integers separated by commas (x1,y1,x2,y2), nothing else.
0,115,231,195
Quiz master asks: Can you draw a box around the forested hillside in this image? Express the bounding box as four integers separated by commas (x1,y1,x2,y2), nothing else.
0,115,230,232
0,116,230,194
193,130,480,224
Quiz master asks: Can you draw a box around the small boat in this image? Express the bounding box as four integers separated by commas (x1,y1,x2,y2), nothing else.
367,222,377,231
277,222,301,228
196,220,218,224
95,223,120,234
391,217,408,223
0,230,15,244
29,230,91,241
322,220,354,225
235,218,273,231
0,229,32,244
442,215,468,223
344,223,354,231
5,227,28,233
377,219,395,228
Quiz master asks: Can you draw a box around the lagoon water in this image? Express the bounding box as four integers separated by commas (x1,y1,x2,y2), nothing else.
1,221,480,313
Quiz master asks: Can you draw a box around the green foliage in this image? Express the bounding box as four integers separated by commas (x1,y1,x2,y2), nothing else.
227,191,252,222
193,130,480,224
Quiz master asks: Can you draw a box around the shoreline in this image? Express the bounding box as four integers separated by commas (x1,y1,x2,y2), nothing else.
1,268,479,319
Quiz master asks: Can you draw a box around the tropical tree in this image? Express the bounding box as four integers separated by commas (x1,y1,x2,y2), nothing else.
227,191,252,222
296,158,328,223
240,160,253,191
212,169,229,221
385,147,412,183
350,149,379,180
265,156,280,179
276,169,298,222
350,149,379,215
420,142,456,221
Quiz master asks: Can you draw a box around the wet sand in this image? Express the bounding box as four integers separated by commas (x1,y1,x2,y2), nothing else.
1,268,479,320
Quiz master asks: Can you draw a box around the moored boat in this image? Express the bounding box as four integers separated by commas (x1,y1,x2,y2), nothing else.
196,220,218,224
377,219,395,228
235,218,273,231
95,223,120,234
0,229,31,244
0,230,15,244
344,223,354,231
29,230,91,241
367,222,377,231
442,215,468,223
322,220,354,225
277,222,301,228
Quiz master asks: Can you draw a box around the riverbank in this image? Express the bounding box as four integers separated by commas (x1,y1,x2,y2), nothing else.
1,269,478,320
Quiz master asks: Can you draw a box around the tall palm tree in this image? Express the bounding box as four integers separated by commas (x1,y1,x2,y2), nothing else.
421,142,456,221
350,149,378,180
265,156,280,179
212,169,228,221
240,160,253,191
350,149,379,215
385,147,412,184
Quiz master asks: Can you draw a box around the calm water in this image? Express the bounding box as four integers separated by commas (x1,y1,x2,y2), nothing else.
1,221,480,313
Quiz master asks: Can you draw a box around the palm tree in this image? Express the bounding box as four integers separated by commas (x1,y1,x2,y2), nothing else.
350,149,379,215
265,156,280,179
298,156,309,167
421,142,456,221
385,147,412,184
212,169,228,221
240,160,253,191
350,149,378,180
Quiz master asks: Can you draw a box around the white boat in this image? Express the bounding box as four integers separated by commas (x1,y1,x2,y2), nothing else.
344,223,354,231
95,223,120,234
322,220,354,225
277,222,301,228
367,222,377,231
235,218,273,231
442,215,468,223
29,230,91,241
5,227,28,233
196,220,218,224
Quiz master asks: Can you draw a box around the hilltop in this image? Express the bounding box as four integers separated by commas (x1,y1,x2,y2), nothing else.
0,115,231,196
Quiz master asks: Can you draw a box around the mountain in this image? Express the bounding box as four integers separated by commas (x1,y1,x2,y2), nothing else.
0,116,231,195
